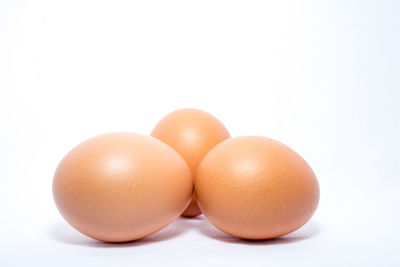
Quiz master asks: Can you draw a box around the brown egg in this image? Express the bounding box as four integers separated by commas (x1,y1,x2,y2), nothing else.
151,108,230,217
53,132,193,242
195,136,319,240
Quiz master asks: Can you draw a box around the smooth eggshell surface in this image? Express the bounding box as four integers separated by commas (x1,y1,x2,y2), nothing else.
151,108,230,217
53,132,193,242
195,136,319,240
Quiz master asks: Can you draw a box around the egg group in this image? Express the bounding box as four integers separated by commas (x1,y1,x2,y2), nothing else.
53,109,319,242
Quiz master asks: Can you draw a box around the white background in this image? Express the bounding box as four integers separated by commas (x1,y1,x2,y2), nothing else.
1,0,399,266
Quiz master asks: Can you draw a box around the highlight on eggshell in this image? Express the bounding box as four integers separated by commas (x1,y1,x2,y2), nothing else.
151,108,230,217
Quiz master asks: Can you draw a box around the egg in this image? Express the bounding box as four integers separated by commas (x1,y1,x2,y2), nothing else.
53,132,193,242
151,108,230,217
195,136,319,239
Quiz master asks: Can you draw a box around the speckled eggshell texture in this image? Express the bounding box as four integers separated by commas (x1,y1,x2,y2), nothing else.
195,136,320,240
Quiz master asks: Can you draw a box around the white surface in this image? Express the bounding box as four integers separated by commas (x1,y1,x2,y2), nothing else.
1,0,399,266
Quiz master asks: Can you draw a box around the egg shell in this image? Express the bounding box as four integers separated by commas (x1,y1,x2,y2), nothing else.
151,108,230,217
53,132,193,242
195,136,320,240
